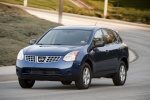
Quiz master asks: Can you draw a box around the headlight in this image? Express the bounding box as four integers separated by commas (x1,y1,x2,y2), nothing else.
63,51,79,61
17,49,24,60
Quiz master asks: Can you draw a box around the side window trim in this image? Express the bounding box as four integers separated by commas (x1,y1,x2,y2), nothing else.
101,29,108,45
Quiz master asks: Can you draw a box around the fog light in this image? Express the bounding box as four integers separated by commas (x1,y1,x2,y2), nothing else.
67,71,72,75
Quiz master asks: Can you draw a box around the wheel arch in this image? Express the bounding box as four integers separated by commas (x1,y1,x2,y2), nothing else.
84,59,93,72
120,57,129,71
80,55,94,74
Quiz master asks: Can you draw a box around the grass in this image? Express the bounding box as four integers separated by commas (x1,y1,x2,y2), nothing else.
0,3,61,66
81,0,150,24
0,0,149,24
0,0,77,10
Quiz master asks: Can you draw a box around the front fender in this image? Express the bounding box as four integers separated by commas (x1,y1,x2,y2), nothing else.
77,54,94,73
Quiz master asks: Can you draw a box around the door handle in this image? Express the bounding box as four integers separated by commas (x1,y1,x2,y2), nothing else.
106,50,109,53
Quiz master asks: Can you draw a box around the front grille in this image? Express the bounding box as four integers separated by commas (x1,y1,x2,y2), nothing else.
38,56,61,63
25,55,61,63
22,68,61,75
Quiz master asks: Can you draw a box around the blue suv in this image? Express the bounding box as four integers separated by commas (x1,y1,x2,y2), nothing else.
16,26,129,89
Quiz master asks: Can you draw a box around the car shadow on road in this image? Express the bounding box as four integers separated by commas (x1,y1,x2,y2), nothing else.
90,83,114,89
31,83,114,90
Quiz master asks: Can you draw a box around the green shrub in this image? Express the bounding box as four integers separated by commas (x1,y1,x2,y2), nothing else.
0,4,61,66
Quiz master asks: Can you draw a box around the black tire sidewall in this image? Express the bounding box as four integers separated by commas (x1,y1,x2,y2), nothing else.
75,63,92,89
113,61,127,86
18,78,35,88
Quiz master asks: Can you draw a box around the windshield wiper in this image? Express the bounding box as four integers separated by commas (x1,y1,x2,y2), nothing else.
37,44,75,45
37,43,45,45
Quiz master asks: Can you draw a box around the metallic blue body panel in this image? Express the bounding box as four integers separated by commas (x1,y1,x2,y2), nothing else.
16,26,129,81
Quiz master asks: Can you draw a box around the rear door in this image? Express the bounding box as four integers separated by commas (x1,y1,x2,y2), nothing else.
101,29,120,70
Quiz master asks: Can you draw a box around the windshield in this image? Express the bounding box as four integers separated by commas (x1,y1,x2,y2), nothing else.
37,29,91,45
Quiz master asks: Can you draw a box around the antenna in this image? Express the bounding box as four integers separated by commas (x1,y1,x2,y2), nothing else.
94,22,97,26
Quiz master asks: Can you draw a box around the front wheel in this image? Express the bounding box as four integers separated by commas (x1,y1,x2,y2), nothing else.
18,78,35,88
112,61,127,86
75,63,91,89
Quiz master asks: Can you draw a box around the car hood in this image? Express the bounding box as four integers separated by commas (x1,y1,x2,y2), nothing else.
23,45,84,56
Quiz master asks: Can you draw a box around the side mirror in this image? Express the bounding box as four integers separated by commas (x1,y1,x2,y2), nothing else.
30,39,36,45
95,41,105,47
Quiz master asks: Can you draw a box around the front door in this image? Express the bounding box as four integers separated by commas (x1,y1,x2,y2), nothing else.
91,29,110,75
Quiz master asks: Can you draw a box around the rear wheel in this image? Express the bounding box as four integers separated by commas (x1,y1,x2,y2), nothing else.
18,78,35,88
61,81,72,85
112,61,127,86
75,63,91,89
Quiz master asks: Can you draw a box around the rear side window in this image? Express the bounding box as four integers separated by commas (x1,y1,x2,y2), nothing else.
102,29,117,44
112,31,123,43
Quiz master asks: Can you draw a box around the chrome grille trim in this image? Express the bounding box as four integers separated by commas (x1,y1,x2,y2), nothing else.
37,56,61,63
25,55,61,63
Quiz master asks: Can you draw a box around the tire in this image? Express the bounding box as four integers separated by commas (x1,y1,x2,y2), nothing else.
112,61,127,86
61,81,72,85
75,63,91,89
18,78,35,88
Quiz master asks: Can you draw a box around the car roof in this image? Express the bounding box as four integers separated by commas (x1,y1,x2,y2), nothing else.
53,26,102,31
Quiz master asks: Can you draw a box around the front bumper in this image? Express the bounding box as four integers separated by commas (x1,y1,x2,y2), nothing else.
16,59,81,81
16,67,79,81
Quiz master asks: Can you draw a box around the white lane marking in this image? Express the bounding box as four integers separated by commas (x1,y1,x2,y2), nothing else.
0,80,17,84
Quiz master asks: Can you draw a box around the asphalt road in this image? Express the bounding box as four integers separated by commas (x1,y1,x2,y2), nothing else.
0,3,150,100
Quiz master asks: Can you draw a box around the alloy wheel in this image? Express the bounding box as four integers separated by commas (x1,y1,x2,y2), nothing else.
83,67,90,86
120,65,126,82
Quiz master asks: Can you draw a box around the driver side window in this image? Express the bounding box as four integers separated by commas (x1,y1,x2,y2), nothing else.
93,30,103,44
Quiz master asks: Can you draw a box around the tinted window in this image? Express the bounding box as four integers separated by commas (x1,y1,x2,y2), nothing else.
102,29,117,44
112,31,123,43
37,29,91,45
93,30,103,43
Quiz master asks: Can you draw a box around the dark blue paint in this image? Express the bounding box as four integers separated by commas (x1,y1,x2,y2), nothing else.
16,26,129,81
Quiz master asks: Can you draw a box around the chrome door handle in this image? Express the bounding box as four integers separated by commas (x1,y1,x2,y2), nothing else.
106,50,109,53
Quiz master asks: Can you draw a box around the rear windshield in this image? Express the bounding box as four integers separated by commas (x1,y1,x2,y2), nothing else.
37,29,91,45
